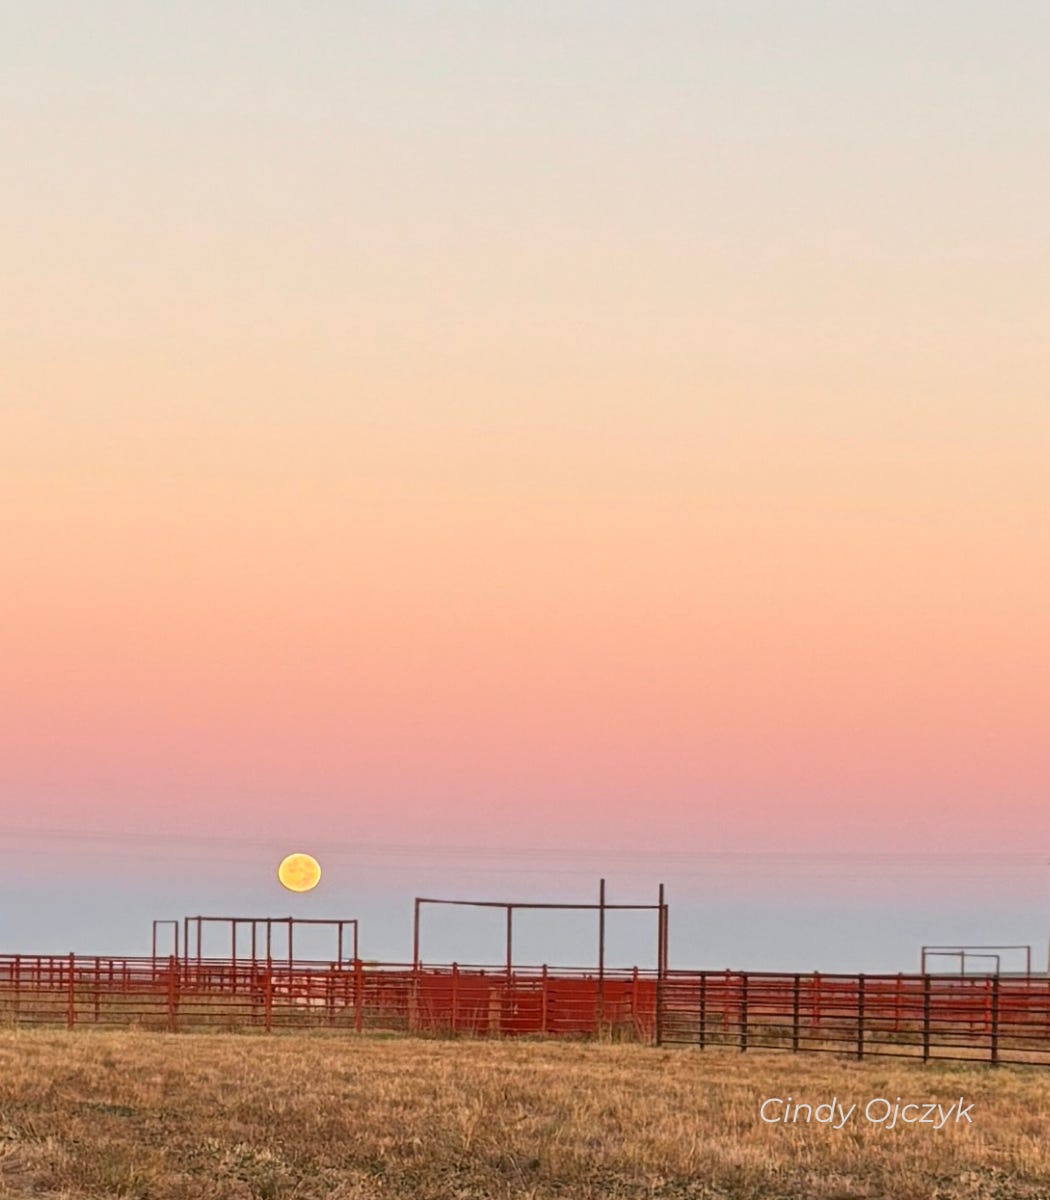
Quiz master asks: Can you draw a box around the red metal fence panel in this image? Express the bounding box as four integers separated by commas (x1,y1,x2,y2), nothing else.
2,955,1049,1065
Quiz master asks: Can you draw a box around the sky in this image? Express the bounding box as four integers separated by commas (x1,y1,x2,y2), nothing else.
1,3,1048,970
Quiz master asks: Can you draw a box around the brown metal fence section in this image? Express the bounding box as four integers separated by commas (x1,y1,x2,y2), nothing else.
660,970,1050,1066
3,956,1050,1065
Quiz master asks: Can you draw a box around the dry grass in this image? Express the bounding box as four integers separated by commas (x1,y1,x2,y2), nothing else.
1,1030,1049,1199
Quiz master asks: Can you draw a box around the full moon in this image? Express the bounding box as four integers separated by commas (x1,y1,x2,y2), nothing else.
277,852,322,893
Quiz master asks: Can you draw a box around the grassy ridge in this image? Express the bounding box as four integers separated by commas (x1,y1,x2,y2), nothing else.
1,1029,1048,1198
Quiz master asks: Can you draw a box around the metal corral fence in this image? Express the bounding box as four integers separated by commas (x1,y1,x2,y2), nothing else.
0,955,657,1040
660,970,1050,1066
3,956,1050,1065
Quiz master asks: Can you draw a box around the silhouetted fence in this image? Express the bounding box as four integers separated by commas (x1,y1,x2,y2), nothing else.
2,955,1049,1065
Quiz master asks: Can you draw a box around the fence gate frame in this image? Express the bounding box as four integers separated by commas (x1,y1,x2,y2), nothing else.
411,879,669,1039
173,915,360,970
920,944,1031,976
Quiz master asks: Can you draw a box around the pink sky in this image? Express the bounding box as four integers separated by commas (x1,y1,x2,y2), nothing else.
2,5,1048,922
4,394,1046,866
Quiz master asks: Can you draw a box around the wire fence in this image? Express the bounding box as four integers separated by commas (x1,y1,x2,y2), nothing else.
3,955,1050,1066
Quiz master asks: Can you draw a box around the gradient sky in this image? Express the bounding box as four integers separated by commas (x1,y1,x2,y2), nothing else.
2,3,1048,968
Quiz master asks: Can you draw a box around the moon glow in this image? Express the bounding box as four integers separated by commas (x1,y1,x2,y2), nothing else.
277,852,322,893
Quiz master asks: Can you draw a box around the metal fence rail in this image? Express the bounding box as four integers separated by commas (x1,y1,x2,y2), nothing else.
3,955,1050,1065
660,970,1050,1066
0,955,658,1040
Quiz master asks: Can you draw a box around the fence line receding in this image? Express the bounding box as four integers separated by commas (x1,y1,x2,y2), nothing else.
3,955,1050,1066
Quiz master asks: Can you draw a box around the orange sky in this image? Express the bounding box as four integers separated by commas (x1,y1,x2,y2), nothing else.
1,6,1048,921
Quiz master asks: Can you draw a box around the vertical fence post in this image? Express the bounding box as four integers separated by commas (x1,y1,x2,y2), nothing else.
540,964,548,1035
813,971,821,1032
982,977,991,1037
630,965,638,1038
409,960,420,1034
597,878,606,1035
264,958,273,1034
505,906,513,981
990,974,1000,1067
856,973,865,1061
654,977,663,1046
1043,972,1049,1043
66,952,76,1030
922,974,932,1063
654,883,666,1047
698,972,707,1050
451,961,460,1034
894,973,903,1033
167,954,178,1032
739,973,748,1053
792,973,801,1053
353,958,363,1033
350,955,362,1032
325,964,336,1027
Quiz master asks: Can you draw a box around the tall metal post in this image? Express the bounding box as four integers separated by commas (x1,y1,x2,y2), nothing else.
699,972,708,1050
506,905,513,979
856,973,865,1060
264,957,273,1034
1046,857,1050,974
990,974,1001,1066
922,974,932,1063
66,951,76,1029
655,882,666,1046
597,878,606,1032
791,973,801,1052
167,954,178,1032
739,972,748,1052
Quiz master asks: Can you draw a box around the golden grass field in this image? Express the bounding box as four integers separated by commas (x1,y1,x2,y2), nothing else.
1,1030,1049,1199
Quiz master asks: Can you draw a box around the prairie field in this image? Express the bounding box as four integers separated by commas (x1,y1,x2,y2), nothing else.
1,1030,1049,1200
